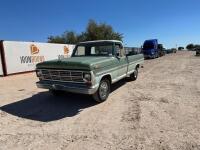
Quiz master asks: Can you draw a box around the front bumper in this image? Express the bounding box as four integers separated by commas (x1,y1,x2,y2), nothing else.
144,54,154,58
36,80,98,95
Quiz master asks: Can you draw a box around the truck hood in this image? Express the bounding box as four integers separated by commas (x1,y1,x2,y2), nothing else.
36,56,115,71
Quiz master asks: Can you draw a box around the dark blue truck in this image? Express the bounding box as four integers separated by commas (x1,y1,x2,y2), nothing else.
142,39,165,59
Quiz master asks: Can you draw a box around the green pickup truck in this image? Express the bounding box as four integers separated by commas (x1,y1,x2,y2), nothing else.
36,40,144,102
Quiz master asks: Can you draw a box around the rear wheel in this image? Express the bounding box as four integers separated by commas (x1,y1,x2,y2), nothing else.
130,67,138,81
92,78,110,102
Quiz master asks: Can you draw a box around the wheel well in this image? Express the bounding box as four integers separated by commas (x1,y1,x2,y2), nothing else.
136,64,140,69
101,74,112,84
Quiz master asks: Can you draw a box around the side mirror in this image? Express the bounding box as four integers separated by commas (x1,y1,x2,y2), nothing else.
116,53,120,59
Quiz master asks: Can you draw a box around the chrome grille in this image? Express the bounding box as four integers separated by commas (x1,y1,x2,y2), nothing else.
39,69,85,83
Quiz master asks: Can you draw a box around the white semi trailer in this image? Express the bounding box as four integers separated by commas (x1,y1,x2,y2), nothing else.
0,40,75,76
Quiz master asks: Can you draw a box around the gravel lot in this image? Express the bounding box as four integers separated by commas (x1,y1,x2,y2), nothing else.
0,51,200,150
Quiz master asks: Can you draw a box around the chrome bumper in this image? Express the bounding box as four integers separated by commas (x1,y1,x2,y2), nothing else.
36,81,98,95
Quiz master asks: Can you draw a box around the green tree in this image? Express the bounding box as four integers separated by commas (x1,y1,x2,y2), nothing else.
48,20,123,44
186,44,200,51
63,31,78,44
48,36,65,43
195,44,200,49
84,20,123,41
48,31,78,44
186,44,194,50
178,47,184,50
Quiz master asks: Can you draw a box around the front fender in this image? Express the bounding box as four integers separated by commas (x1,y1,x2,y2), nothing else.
93,72,112,87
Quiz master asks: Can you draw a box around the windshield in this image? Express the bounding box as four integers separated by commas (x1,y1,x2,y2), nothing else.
143,42,154,50
72,43,113,57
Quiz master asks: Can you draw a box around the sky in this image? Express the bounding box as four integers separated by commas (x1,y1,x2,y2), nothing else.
0,0,199,48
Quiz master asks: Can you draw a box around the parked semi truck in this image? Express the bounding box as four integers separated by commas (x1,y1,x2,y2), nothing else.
36,40,144,102
142,39,165,59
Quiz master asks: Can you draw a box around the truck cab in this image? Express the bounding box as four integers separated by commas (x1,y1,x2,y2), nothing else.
143,39,159,59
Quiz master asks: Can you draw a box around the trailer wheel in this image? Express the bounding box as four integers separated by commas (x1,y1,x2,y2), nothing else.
92,78,110,103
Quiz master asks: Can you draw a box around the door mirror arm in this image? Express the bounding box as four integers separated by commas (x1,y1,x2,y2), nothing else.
116,54,120,59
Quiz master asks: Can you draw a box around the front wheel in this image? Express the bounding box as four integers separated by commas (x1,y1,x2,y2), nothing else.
92,78,110,103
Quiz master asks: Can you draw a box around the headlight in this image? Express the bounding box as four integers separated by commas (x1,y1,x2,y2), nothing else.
36,70,42,77
83,73,91,82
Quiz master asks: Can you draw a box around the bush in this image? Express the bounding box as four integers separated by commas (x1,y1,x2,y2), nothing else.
48,20,123,44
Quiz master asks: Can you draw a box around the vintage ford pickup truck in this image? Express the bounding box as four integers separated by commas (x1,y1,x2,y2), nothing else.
36,40,144,102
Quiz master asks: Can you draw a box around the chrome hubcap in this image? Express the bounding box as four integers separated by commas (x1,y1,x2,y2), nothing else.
99,81,108,99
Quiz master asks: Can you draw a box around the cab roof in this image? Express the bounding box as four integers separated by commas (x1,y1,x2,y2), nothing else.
78,40,123,45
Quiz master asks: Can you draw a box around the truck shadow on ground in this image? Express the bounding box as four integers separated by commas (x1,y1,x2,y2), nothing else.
0,79,127,122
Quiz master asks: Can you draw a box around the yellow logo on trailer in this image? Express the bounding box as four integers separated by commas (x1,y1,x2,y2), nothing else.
19,44,45,64
64,46,69,55
30,44,39,55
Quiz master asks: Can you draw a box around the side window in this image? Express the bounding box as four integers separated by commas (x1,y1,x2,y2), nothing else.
75,46,85,56
91,47,95,54
115,44,125,57
120,46,125,57
115,45,120,57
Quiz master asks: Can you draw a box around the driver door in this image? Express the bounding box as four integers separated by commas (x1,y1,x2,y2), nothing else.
115,44,128,77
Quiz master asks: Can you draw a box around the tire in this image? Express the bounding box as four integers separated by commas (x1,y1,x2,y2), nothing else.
49,89,63,96
92,78,110,103
130,67,138,81
156,53,159,58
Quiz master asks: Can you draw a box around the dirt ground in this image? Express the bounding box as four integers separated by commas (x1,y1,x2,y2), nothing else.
0,51,199,150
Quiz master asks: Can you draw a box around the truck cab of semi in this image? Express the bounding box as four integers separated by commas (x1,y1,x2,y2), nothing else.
143,39,159,59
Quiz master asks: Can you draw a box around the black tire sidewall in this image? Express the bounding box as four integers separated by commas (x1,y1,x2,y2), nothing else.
92,78,110,102
130,67,138,81
98,79,110,101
